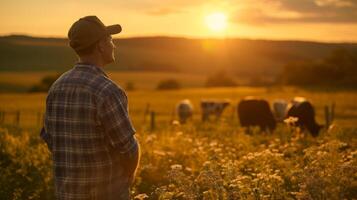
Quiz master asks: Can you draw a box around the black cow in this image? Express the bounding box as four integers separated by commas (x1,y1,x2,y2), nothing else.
238,97,276,131
286,97,322,137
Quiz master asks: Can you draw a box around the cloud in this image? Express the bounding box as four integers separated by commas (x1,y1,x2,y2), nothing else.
146,7,185,16
116,0,357,23
233,0,357,24
117,0,224,16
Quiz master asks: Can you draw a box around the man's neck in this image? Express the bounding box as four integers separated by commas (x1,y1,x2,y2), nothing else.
78,56,104,68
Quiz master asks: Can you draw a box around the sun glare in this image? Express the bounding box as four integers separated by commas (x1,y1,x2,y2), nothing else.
205,12,228,32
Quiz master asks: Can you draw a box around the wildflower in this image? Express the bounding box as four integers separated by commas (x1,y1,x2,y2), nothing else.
172,120,180,126
185,167,192,173
170,164,183,170
153,150,166,156
284,116,298,125
209,141,218,147
134,193,149,200
203,161,211,167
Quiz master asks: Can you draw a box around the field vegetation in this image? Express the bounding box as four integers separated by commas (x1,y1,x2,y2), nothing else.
0,87,356,199
0,71,206,92
1,36,357,198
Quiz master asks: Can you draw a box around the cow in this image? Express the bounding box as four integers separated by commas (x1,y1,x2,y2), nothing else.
286,97,322,137
201,100,230,121
238,97,276,131
176,99,194,124
272,99,288,122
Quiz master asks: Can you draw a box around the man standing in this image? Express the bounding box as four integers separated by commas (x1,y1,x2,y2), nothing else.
40,16,139,200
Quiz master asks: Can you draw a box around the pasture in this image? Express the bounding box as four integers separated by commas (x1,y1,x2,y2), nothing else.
0,71,207,92
0,85,356,199
0,86,357,128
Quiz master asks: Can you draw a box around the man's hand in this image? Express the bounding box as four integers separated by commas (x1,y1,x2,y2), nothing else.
120,140,140,185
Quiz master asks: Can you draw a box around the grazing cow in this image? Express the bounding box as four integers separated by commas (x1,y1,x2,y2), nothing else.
286,97,322,137
176,99,194,124
201,100,230,121
238,97,276,131
273,99,288,122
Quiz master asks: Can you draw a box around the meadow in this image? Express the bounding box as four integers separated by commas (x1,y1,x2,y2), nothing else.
0,71,207,92
0,85,356,199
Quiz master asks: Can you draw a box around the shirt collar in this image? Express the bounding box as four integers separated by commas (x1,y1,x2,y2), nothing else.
75,62,108,77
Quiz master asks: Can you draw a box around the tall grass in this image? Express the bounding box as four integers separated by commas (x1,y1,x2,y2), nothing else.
0,87,356,199
0,122,356,199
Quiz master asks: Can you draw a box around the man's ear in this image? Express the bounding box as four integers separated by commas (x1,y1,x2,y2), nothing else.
97,41,104,53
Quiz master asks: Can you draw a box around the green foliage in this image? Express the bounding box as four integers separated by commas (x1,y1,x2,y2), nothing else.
29,74,60,93
3,35,357,79
141,125,357,200
125,81,136,91
0,127,53,200
205,71,237,87
1,86,357,199
157,79,181,90
283,49,357,87
0,122,356,199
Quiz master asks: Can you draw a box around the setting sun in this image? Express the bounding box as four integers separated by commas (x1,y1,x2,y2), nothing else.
205,12,228,32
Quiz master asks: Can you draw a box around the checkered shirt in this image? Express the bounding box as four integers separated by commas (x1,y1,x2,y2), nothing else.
41,63,137,199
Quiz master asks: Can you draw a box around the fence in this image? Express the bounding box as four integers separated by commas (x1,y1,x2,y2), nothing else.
0,110,45,127
0,103,335,130
0,105,238,131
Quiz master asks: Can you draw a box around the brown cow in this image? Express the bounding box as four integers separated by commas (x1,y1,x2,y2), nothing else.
238,97,276,131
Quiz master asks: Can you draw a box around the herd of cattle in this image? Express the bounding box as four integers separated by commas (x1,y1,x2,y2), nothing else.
176,97,326,137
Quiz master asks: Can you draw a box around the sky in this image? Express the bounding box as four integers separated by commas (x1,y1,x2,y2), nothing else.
1,0,357,42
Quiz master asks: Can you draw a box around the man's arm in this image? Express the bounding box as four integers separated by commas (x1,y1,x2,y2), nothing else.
98,89,140,178
120,137,140,184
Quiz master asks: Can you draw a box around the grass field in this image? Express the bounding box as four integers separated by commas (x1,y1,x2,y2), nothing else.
0,86,356,128
0,71,207,92
0,85,356,199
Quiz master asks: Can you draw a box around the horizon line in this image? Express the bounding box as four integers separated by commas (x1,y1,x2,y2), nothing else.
1,33,357,44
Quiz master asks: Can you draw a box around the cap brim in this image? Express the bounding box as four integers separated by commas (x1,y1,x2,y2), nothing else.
106,24,122,35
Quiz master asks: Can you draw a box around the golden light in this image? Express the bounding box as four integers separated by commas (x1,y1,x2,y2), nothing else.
205,12,228,32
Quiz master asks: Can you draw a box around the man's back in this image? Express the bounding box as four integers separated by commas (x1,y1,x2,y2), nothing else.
43,63,137,199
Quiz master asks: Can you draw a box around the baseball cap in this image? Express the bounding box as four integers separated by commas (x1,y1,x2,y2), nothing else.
68,16,121,51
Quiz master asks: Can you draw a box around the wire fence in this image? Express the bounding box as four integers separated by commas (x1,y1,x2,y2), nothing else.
0,105,239,131
0,110,45,127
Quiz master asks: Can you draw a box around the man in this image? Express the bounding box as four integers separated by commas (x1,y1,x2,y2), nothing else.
40,16,140,200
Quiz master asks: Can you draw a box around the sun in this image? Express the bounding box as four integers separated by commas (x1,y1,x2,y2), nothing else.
205,12,228,32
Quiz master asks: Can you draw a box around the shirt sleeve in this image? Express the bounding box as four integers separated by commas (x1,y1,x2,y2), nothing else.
40,126,52,151
98,89,137,154
41,93,53,151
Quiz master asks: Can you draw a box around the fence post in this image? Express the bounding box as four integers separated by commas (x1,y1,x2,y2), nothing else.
231,104,236,121
331,102,335,124
143,103,150,124
15,111,20,126
324,105,330,128
37,112,42,126
170,107,175,124
0,111,4,124
150,111,156,131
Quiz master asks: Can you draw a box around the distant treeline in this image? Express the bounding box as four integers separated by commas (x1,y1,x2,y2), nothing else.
282,49,357,87
2,35,357,77
2,35,357,91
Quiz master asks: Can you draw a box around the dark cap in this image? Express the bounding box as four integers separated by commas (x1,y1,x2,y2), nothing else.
68,16,121,51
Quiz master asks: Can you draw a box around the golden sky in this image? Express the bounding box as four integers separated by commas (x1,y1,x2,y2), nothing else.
1,0,357,42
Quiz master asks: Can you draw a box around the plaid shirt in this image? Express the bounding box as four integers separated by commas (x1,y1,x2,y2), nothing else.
41,63,138,200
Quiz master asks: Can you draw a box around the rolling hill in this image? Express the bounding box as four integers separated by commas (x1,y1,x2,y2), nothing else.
1,35,356,77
